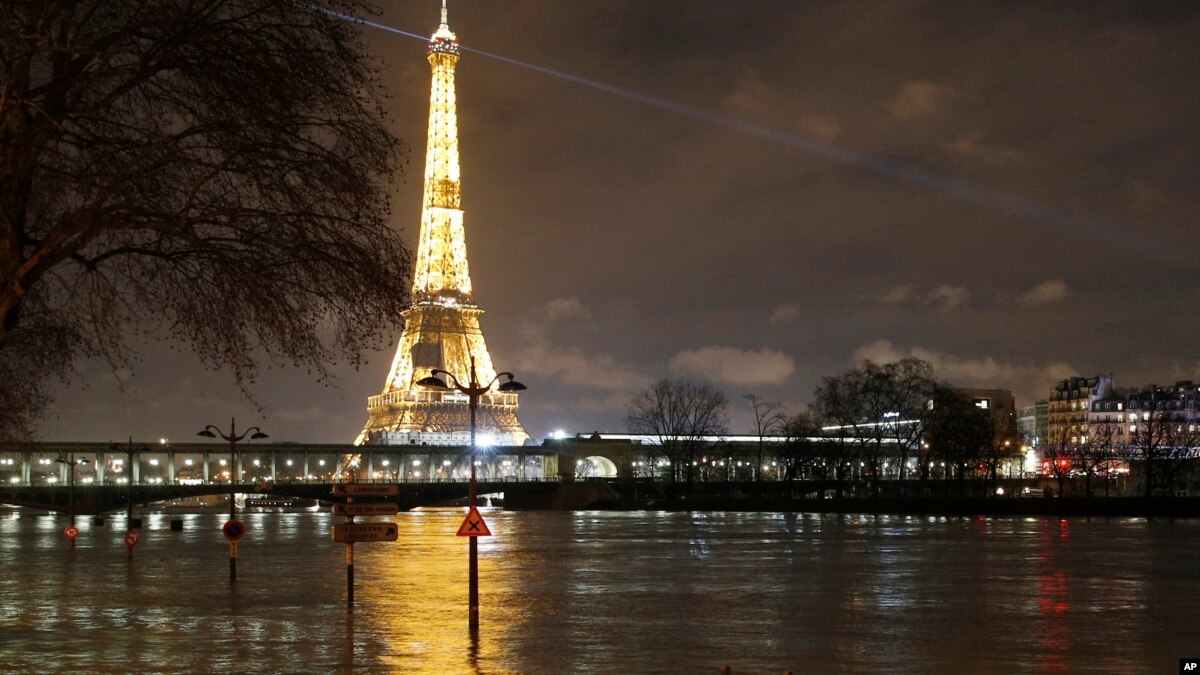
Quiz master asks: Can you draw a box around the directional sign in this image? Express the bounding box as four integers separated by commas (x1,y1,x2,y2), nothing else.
456,506,491,537
64,525,79,540
222,519,246,541
124,531,141,547
332,502,400,517
332,483,399,497
332,522,398,543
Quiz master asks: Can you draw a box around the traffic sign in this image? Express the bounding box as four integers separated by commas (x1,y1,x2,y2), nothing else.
332,522,398,543
64,525,79,540
332,502,400,517
456,507,491,537
222,519,246,541
332,483,399,497
124,531,141,547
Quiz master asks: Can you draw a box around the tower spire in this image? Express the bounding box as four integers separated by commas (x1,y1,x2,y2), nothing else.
355,4,527,447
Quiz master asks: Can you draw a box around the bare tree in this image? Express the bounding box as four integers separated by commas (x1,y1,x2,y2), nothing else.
744,394,785,481
1,0,413,439
1079,421,1121,497
626,379,729,484
780,410,835,497
981,410,1020,497
923,387,991,498
811,371,860,498
880,358,937,485
813,358,936,499
1128,390,1181,497
1041,424,1074,498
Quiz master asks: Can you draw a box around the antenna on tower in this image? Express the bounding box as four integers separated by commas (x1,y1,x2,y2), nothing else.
440,0,449,30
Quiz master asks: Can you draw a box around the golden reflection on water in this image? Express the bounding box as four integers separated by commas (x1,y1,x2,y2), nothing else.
351,507,520,673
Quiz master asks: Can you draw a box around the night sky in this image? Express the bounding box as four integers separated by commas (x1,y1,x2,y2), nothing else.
40,1,1200,443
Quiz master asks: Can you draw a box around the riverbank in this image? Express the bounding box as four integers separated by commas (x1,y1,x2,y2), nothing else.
586,495,1200,518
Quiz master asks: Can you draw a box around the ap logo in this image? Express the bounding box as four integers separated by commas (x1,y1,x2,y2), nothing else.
1182,660,1198,673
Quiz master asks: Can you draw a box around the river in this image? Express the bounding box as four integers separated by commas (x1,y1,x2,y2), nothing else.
1,508,1196,673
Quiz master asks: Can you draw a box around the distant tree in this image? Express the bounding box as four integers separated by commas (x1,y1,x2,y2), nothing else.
981,410,1020,497
923,387,991,498
778,410,821,482
878,358,937,485
1150,410,1200,498
811,371,860,498
744,394,786,481
779,410,836,497
1079,421,1121,497
813,358,936,499
0,0,413,440
1127,391,1183,497
626,379,729,484
1041,424,1075,498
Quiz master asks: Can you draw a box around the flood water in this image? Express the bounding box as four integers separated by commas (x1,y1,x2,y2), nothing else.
0,508,1196,673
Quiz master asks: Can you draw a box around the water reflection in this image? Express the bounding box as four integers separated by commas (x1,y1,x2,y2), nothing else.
0,508,1196,672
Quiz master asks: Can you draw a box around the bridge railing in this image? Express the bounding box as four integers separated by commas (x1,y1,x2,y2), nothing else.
2,475,562,489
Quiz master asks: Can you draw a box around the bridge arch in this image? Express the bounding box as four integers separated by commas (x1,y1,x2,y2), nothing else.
575,455,619,478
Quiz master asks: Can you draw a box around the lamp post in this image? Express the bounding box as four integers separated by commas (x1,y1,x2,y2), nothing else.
55,454,88,546
110,438,150,527
197,418,268,581
418,357,526,631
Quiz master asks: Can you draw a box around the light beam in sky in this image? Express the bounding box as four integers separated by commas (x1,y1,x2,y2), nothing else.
320,7,1192,267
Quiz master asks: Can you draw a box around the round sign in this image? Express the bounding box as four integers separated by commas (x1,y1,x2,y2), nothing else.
222,519,245,542
64,525,79,540
124,530,140,547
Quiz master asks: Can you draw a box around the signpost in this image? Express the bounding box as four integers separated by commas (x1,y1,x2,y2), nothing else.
124,530,140,558
332,481,399,606
332,484,399,497
332,503,400,518
222,519,245,541
332,522,398,543
63,525,78,540
456,506,492,537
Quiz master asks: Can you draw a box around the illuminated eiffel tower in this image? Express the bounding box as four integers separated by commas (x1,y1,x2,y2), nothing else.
356,2,528,446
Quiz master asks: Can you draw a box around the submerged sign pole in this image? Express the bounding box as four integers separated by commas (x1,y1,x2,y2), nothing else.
331,482,399,607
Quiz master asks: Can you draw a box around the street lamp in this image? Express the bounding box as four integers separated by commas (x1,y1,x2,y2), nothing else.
55,454,88,543
197,418,268,581
417,357,526,631
109,437,150,527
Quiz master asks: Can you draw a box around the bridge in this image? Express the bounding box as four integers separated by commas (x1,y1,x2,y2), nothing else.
0,435,834,513
0,478,565,514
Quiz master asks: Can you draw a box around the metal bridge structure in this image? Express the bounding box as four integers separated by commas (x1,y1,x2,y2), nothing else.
0,442,562,513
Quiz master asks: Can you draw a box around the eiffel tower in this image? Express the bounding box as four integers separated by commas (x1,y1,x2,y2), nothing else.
356,2,528,446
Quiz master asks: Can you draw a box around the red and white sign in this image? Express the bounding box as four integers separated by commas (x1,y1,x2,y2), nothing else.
63,525,79,540
456,506,491,537
124,531,141,547
222,519,246,541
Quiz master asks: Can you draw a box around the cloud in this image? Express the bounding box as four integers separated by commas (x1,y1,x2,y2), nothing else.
880,284,969,310
769,303,801,325
925,284,970,310
795,114,842,143
541,297,593,324
887,81,948,121
1020,280,1069,306
510,342,649,392
944,133,1021,165
853,340,1076,403
669,346,795,386
880,286,913,304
